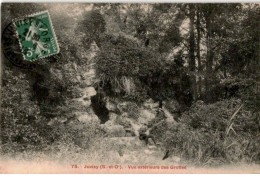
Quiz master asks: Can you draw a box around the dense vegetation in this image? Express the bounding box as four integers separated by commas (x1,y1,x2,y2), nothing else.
1,3,260,167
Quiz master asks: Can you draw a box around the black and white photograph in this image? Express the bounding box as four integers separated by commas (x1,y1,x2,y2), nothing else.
0,2,260,173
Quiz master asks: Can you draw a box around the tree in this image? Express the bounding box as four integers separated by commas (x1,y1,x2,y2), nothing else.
188,4,197,100
196,4,202,97
78,9,106,48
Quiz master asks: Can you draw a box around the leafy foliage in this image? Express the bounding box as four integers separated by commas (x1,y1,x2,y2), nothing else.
1,3,260,167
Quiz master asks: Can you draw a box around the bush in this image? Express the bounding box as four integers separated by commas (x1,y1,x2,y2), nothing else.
95,34,162,101
96,34,162,79
95,34,192,106
78,10,106,49
0,68,54,153
150,98,260,166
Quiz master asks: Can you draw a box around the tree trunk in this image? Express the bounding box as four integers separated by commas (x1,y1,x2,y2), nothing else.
196,6,202,98
204,6,214,101
189,4,197,100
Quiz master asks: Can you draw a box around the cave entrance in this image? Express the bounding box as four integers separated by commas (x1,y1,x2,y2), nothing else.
91,93,109,124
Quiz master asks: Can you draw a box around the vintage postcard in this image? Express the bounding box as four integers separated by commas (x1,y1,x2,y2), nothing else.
0,2,260,174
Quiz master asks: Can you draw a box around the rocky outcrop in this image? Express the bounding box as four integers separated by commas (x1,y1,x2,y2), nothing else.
69,85,178,139
102,98,175,137
72,86,96,107
138,108,157,125
60,50,178,139
76,112,100,124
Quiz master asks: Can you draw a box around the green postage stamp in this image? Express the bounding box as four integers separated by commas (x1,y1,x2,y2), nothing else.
13,11,59,61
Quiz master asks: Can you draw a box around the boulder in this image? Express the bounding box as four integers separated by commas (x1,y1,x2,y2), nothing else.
138,109,157,124
72,87,96,107
116,117,136,137
117,101,138,114
76,112,100,124
137,99,160,126
106,99,139,119
116,117,132,128
85,87,97,97
81,68,97,86
108,112,119,122
73,96,91,107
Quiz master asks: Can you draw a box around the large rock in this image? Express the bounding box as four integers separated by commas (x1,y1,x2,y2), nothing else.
137,99,160,126
76,112,100,124
108,112,119,122
117,101,138,113
73,96,91,107
116,117,136,137
72,87,96,107
81,68,97,86
112,101,139,120
138,109,157,125
85,87,96,97
116,117,132,127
